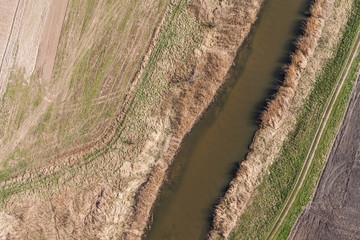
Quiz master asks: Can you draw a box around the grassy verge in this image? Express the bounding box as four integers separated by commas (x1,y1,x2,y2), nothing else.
231,1,360,239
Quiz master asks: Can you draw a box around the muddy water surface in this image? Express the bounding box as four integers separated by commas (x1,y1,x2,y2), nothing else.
146,0,308,239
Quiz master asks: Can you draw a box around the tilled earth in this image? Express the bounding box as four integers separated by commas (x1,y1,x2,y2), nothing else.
290,79,360,240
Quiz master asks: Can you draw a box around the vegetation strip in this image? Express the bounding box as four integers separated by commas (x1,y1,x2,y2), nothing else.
131,1,269,238
266,20,360,240
1,0,270,238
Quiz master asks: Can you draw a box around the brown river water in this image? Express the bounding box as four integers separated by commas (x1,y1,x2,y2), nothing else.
146,0,308,239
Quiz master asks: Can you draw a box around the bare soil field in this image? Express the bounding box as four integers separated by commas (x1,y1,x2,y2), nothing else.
290,79,360,240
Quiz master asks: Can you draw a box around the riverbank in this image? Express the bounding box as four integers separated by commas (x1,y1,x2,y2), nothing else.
207,0,355,239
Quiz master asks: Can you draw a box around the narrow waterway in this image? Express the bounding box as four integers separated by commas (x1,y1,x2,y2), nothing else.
146,0,308,239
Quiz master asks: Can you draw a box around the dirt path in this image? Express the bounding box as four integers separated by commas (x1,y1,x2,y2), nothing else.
35,0,69,85
266,27,360,240
0,0,20,97
289,73,360,240
0,0,20,73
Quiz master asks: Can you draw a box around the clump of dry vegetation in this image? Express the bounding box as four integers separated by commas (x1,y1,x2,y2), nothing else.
262,0,326,128
207,0,354,239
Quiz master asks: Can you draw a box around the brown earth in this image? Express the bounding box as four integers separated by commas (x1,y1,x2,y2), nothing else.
207,0,353,238
289,78,360,240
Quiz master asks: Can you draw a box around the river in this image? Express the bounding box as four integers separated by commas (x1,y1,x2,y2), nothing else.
146,0,308,239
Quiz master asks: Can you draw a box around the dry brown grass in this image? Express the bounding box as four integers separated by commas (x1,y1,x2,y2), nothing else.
207,0,353,239
262,0,327,128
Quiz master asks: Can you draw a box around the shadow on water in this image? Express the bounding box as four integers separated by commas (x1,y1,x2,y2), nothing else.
250,0,313,125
